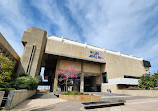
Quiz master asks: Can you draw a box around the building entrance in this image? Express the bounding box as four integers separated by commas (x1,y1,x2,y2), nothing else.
84,76,95,92
84,75,101,92
58,76,80,92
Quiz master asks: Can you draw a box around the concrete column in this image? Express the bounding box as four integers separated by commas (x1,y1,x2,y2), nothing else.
48,76,53,92
50,71,55,92
100,64,106,92
17,27,47,77
53,59,60,92
80,62,84,92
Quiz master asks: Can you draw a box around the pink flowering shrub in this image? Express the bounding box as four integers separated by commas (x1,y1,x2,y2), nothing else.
57,65,79,92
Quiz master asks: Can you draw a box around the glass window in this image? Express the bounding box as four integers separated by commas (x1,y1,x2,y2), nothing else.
102,72,108,83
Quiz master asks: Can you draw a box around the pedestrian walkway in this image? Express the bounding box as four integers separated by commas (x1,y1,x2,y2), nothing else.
12,98,66,111
31,91,57,99
12,97,158,111
84,92,153,101
11,91,64,111
12,91,158,111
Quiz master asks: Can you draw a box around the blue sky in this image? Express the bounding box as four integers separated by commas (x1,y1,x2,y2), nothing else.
0,0,158,73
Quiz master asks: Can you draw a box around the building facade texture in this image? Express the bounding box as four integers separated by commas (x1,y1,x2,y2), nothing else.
0,33,20,71
0,27,151,93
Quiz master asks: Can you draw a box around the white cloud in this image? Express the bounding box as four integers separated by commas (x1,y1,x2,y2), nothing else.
0,23,23,56
65,0,158,72
30,0,82,42
0,0,33,57
0,0,158,72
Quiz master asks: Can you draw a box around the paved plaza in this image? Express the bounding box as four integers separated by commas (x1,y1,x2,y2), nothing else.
12,97,158,111
11,92,158,111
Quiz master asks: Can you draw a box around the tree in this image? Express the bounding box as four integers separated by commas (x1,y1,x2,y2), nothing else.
57,65,79,92
139,73,158,90
0,52,13,83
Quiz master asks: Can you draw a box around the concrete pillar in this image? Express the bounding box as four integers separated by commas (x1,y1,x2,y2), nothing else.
50,71,55,92
17,27,47,77
48,76,53,92
53,59,60,92
80,62,84,92
100,64,105,92
73,78,78,91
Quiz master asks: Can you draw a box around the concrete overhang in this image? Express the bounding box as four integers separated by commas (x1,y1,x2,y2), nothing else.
45,51,106,64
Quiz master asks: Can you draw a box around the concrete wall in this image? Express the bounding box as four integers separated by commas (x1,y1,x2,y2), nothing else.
113,90,158,97
0,91,5,105
45,37,147,80
104,53,146,79
58,59,101,74
102,84,118,92
59,59,81,72
5,90,36,110
102,84,158,97
96,75,101,84
0,33,20,61
17,27,47,77
83,62,100,74
0,33,20,71
45,37,105,63
59,94,101,102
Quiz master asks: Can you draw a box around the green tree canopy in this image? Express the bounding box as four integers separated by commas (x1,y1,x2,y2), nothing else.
139,73,158,90
0,52,13,83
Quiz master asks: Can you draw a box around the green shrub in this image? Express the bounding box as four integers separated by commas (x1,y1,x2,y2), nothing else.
19,73,30,77
139,73,158,90
13,75,42,90
0,88,15,91
62,91,83,95
0,52,13,83
0,82,12,88
0,50,41,90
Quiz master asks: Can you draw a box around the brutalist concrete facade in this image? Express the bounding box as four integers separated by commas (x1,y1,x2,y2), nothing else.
0,27,151,93
0,33,20,71
17,27,47,77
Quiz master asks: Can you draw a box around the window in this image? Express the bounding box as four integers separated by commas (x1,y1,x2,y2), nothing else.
143,60,151,67
102,72,108,83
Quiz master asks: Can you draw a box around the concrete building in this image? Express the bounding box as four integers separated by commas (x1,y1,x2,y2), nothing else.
1,27,151,93
0,33,20,71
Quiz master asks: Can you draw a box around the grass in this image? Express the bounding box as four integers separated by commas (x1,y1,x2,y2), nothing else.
0,88,15,91
62,91,83,95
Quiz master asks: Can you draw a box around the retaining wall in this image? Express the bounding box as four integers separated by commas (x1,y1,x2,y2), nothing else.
5,90,36,110
113,90,158,97
60,94,101,102
0,91,5,105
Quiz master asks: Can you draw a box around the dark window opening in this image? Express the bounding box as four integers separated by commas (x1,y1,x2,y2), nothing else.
143,60,151,67
124,75,140,79
102,72,108,83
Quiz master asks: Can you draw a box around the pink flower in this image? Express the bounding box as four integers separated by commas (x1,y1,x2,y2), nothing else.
57,65,79,82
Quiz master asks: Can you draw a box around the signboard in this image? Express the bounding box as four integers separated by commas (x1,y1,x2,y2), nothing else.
89,51,103,59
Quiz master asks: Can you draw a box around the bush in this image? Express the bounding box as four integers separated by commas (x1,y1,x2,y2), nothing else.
0,71,42,90
0,82,12,88
126,86,139,90
62,91,83,95
0,50,41,90
139,73,158,90
0,88,15,91
13,75,42,90
0,52,13,83
19,73,30,77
